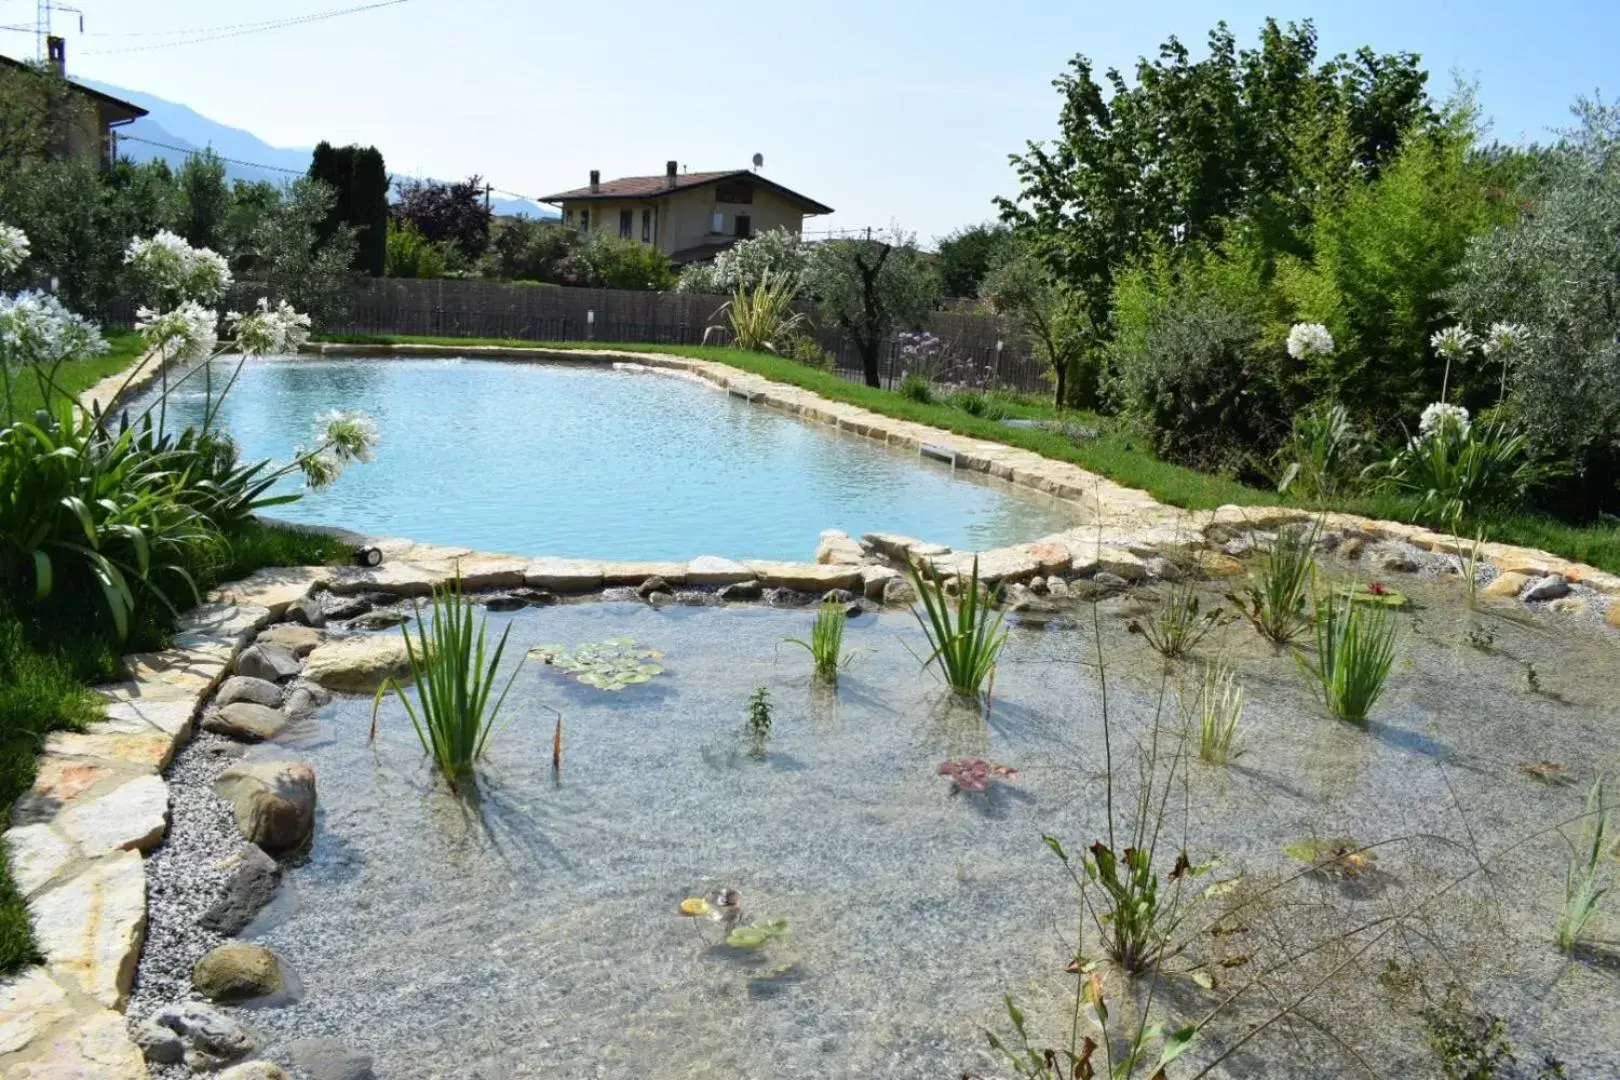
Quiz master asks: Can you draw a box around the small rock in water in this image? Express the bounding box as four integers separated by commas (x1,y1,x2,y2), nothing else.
1026,577,1049,596
673,590,716,606
146,1001,257,1066
214,760,317,854
1046,576,1070,598
286,594,328,629
287,1036,375,1080
512,586,557,606
1370,548,1419,574
220,1063,295,1080
599,586,640,603
1144,556,1182,582
234,643,304,684
821,588,856,605
882,578,918,606
200,844,282,935
193,942,284,1002
718,580,763,602
646,591,675,609
322,595,373,621
215,676,283,710
636,576,672,599
202,702,289,743
482,592,529,612
1092,572,1130,592
133,1016,185,1064
1522,574,1571,602
764,587,809,608
283,679,332,719
256,623,324,657
1338,536,1366,560
348,610,409,631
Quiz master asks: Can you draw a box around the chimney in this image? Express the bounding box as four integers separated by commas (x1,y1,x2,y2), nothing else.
665,160,678,190
589,169,600,193
47,36,66,76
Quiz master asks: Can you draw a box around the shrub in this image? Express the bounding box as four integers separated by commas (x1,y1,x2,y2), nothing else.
383,219,448,279
481,217,577,283
1296,588,1399,723
785,332,834,370
571,232,676,291
898,371,931,403
371,576,524,790
1275,401,1367,500
676,227,806,294
703,271,806,353
1370,407,1553,525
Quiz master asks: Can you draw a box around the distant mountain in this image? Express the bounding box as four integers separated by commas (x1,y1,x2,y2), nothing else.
79,77,557,220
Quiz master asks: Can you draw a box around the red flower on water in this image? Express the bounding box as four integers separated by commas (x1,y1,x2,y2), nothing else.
937,758,1019,793
1368,581,1388,596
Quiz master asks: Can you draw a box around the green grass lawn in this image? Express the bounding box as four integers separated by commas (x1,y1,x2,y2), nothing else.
318,333,1620,576
0,331,147,424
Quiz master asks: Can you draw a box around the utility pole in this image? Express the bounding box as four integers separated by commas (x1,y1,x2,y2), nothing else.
484,182,492,215
36,1,84,63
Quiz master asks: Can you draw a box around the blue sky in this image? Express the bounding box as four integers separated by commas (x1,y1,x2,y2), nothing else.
1,1,1613,241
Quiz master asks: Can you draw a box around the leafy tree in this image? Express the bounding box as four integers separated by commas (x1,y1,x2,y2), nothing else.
998,18,1434,326
243,178,357,328
981,250,1094,407
394,176,491,263
177,149,230,251
1448,100,1620,516
309,141,389,276
0,60,91,209
481,217,577,282
569,232,676,291
383,218,448,279
803,232,939,387
935,223,1013,299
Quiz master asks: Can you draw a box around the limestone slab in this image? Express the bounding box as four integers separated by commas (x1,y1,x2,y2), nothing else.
0,967,73,1056
813,530,866,566
599,561,688,586
101,699,194,740
255,624,325,657
743,561,864,591
41,730,173,772
685,555,753,586
302,636,411,693
33,852,146,1009
3,825,74,898
523,558,605,591
55,775,168,855
9,1008,148,1079
209,567,330,612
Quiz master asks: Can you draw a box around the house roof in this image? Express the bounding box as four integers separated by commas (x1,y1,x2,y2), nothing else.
0,53,148,123
541,169,834,216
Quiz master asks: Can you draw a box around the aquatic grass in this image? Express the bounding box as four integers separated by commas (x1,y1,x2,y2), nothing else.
1196,663,1245,765
370,574,524,791
1231,519,1320,646
1555,776,1611,953
1295,588,1399,724
1128,577,1229,659
906,555,1007,699
784,599,851,684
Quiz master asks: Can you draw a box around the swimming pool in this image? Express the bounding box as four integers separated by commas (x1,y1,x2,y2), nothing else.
129,356,1081,561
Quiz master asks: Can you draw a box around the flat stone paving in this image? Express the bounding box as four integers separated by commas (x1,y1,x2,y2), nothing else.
4,341,1617,1076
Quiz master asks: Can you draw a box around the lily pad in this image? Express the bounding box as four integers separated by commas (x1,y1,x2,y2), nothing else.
531,638,666,691
1285,837,1377,878
1346,583,1409,608
726,917,789,949
678,897,711,917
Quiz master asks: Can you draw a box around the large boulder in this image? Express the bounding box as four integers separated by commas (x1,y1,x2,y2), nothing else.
255,623,324,657
234,643,303,684
200,844,282,935
214,760,316,854
215,676,283,710
193,943,284,1002
814,529,865,565
301,635,412,693
203,703,289,743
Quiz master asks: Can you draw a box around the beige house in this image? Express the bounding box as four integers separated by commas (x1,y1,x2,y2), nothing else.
542,162,833,264
0,39,147,167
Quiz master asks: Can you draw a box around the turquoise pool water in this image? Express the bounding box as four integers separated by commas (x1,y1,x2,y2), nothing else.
129,356,1082,560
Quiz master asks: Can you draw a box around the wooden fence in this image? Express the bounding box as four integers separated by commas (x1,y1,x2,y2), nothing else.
319,278,1054,394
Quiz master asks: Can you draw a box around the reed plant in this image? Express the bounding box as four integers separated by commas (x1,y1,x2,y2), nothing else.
371,575,524,791
1231,519,1320,645
1556,776,1611,953
1196,662,1245,764
1296,587,1398,723
703,271,807,353
785,599,852,684
1128,577,1228,660
907,555,1007,698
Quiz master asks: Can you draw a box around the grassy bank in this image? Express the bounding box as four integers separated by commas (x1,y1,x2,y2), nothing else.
317,334,1620,576
0,331,147,423
0,520,350,975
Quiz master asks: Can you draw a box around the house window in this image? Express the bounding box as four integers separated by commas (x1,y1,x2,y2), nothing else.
711,211,724,234
579,208,590,230
642,209,652,243
715,180,754,204
619,210,633,238
735,215,752,239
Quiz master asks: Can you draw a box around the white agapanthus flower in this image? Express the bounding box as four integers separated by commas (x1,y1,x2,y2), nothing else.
0,290,108,368
295,409,379,489
1481,322,1529,358
125,230,233,304
1286,322,1334,359
137,301,218,365
227,298,312,356
1430,325,1475,360
0,223,30,276
1418,402,1470,440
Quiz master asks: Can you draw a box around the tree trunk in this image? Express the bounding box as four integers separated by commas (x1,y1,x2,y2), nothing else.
860,338,881,388
1053,357,1067,409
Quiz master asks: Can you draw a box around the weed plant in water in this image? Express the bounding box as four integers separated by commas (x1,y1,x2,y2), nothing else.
1128,577,1230,659
371,575,524,791
1195,663,1244,765
907,555,1007,699
1296,588,1399,724
746,685,772,758
1555,776,1611,953
784,600,851,684
1230,519,1320,645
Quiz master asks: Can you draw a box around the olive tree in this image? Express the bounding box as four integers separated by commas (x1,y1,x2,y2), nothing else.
803,231,939,387
981,251,1094,407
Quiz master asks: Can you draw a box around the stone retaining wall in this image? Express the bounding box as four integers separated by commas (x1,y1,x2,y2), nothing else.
5,341,1616,1077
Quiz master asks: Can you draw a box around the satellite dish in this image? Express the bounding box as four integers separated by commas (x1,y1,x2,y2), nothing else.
752,152,764,171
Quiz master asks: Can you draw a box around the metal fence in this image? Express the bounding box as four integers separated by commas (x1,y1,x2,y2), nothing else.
319,278,1053,395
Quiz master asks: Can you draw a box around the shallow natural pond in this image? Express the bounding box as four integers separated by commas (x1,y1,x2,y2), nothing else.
224,575,1620,1079
125,356,1082,559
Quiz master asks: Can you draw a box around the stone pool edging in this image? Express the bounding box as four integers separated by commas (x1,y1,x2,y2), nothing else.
6,338,1619,1076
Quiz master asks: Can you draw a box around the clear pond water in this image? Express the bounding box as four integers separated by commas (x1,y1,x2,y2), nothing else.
203,579,1620,1079
127,356,1081,560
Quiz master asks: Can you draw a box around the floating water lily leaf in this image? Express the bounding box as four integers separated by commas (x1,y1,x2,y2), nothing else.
726,917,789,949
1285,837,1377,878
530,638,666,691
1189,969,1215,990
678,897,711,917
1347,583,1409,608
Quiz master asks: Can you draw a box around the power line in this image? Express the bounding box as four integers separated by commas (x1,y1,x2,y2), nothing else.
81,0,414,55
117,132,305,176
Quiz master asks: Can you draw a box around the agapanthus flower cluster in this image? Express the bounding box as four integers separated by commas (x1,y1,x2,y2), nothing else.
0,223,30,276
1430,325,1475,361
1286,322,1334,359
0,290,108,368
1481,322,1529,358
125,230,233,304
228,298,313,356
1418,402,1470,440
137,301,218,365
296,409,380,489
